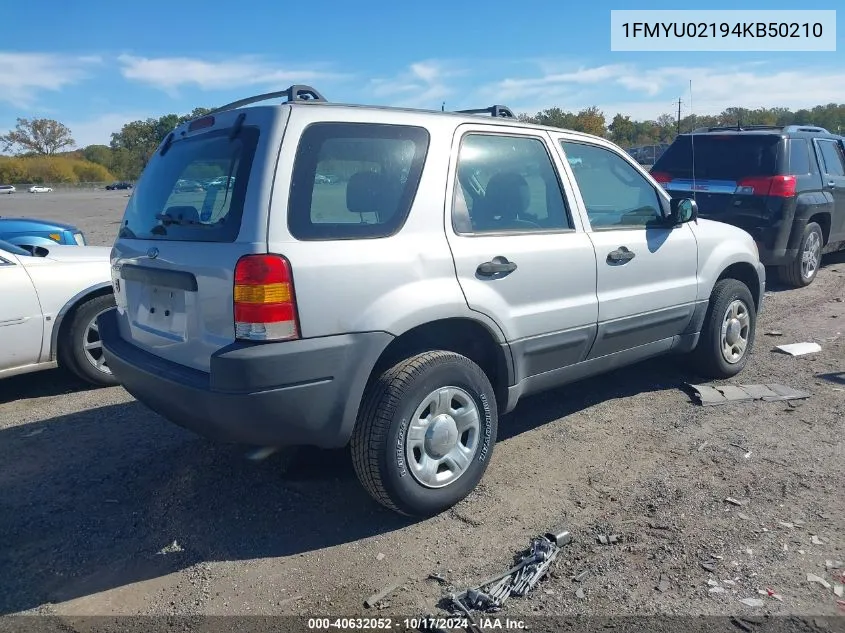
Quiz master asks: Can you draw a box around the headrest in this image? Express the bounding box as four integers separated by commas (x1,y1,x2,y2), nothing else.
163,205,200,223
483,172,530,217
346,171,390,216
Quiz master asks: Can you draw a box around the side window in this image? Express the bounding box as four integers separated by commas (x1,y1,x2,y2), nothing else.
816,139,845,177
561,141,664,230
788,139,811,175
288,122,430,240
452,134,571,234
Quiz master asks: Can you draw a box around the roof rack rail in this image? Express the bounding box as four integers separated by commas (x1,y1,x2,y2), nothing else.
692,124,782,133
783,124,830,134
455,105,516,119
208,85,327,115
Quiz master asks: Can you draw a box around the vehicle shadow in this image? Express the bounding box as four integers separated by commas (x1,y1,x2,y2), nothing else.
0,356,696,614
0,368,98,405
764,250,845,293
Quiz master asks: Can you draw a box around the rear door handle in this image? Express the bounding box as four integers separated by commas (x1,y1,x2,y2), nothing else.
477,256,517,277
607,247,636,264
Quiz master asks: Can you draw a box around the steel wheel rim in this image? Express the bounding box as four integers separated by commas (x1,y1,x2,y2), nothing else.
801,231,821,279
405,386,480,489
720,299,751,364
83,310,111,374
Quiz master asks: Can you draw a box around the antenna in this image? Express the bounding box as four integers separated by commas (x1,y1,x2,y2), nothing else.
689,80,697,213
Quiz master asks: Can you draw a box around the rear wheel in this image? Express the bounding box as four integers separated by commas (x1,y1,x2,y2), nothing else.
351,351,498,517
59,294,118,387
779,221,823,288
689,279,757,379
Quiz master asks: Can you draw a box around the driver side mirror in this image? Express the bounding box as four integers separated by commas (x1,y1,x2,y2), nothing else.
669,198,698,224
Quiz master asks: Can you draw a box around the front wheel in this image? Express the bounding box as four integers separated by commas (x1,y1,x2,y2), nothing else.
59,295,119,387
351,351,498,517
689,279,757,379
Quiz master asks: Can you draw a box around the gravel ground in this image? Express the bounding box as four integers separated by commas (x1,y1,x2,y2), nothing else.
0,191,843,622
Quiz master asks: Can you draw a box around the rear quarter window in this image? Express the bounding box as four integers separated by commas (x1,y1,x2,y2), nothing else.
788,139,812,175
653,134,781,180
287,122,430,240
119,126,260,242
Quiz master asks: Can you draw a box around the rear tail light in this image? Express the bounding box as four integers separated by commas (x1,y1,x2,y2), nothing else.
233,254,299,341
651,171,671,185
735,175,796,198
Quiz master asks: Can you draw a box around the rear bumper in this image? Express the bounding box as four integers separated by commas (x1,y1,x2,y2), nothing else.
98,308,393,448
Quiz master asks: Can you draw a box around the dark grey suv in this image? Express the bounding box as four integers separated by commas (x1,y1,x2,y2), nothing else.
652,125,845,287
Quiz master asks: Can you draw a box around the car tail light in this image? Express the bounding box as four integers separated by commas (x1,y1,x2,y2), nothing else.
735,175,797,198
73,231,86,246
233,254,299,341
651,171,671,185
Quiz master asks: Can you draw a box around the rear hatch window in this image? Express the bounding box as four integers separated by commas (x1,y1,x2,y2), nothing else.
651,134,783,216
119,126,260,242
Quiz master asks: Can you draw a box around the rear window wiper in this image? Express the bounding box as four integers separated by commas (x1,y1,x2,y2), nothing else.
154,213,225,228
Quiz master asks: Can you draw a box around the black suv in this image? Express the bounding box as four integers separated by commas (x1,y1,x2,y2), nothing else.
105,181,133,190
651,125,845,287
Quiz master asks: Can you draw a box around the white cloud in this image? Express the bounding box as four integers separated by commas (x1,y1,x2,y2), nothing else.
0,52,100,107
368,60,464,109
117,54,349,94
481,62,845,121
64,112,151,148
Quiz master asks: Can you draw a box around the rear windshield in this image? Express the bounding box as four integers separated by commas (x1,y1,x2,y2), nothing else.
653,134,781,180
288,122,430,240
119,127,259,242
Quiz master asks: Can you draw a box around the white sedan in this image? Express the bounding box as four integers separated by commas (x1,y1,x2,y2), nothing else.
0,240,117,386
29,186,53,193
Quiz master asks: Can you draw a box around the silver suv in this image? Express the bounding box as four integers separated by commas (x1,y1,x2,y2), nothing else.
99,85,765,517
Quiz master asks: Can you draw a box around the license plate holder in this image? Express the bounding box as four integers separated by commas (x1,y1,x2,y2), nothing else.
134,284,187,338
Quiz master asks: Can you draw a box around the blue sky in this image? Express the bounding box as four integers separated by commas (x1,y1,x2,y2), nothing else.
1,0,842,148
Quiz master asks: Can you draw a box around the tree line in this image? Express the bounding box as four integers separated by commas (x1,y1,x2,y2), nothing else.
2,102,845,184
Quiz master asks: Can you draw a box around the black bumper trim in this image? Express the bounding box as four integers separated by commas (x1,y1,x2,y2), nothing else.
98,308,393,448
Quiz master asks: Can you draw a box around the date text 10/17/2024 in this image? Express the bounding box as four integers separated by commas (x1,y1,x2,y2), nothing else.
306,617,528,630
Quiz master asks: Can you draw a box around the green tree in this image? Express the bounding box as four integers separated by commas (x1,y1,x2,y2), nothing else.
0,118,76,155
609,114,636,146
82,144,114,168
109,107,214,179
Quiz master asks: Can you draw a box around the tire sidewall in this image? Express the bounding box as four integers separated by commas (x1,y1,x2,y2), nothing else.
381,357,497,516
68,296,117,386
799,223,823,284
706,282,756,376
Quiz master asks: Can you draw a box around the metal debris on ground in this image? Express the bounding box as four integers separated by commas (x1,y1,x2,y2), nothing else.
364,581,403,608
427,573,448,585
688,383,811,406
774,342,822,356
157,540,184,555
445,527,571,616
807,573,831,589
765,330,783,336
245,446,279,461
597,533,622,545
724,497,747,507
834,585,844,598
739,597,765,607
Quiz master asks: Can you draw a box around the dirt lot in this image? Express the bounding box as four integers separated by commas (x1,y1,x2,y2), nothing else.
1,191,843,622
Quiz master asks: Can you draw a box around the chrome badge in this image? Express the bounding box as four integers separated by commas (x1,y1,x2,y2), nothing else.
147,247,159,259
